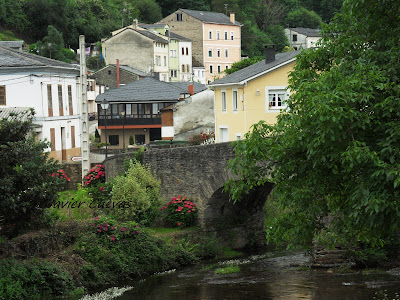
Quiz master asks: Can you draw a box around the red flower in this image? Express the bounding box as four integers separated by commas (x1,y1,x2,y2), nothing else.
90,223,95,227
95,216,99,221
177,222,182,226
99,186,104,192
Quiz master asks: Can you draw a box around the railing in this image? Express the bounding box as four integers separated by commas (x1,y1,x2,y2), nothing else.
98,114,161,126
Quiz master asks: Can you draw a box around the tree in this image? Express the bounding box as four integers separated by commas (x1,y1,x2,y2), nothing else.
285,7,323,28
226,0,400,249
136,0,162,23
0,110,64,237
40,25,65,60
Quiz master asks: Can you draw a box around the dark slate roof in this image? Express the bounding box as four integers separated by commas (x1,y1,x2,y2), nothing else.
104,28,168,44
180,9,241,26
209,51,300,86
0,41,24,49
95,77,204,103
289,27,321,37
0,107,33,121
0,46,79,70
139,23,167,30
112,64,148,77
170,32,191,42
168,81,207,94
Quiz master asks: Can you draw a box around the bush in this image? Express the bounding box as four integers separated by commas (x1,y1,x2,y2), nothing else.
187,132,215,145
0,258,76,299
82,164,105,187
111,161,162,224
160,196,198,228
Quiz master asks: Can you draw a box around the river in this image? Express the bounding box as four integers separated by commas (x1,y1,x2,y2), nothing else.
81,252,400,300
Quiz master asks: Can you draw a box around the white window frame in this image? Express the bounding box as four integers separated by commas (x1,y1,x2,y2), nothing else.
208,48,213,57
235,133,242,140
224,31,228,40
209,30,212,40
225,65,229,70
265,86,289,111
209,64,213,74
216,30,220,40
232,89,238,112
217,48,221,57
225,48,228,58
221,90,227,111
219,125,229,142
217,65,221,73
230,31,234,40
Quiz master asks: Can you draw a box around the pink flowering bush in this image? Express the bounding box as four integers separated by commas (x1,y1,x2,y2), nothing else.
51,169,71,182
89,215,140,242
83,164,105,187
159,196,198,227
188,131,215,145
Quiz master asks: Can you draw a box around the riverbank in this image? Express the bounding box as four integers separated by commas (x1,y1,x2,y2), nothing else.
0,220,239,300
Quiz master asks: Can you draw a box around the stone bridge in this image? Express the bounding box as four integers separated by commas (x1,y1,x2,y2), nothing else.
105,142,274,249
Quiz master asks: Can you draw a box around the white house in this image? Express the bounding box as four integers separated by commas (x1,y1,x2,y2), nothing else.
0,46,82,162
285,28,321,50
177,36,193,82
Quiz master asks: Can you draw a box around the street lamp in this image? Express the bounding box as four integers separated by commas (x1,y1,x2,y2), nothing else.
101,99,109,159
120,109,126,152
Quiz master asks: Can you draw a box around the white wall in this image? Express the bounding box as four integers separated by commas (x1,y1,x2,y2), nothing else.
0,71,81,154
179,41,193,82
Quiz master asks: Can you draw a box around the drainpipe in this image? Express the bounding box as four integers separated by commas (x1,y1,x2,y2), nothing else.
116,59,120,88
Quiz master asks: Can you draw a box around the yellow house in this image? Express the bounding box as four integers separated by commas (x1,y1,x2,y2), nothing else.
208,49,300,142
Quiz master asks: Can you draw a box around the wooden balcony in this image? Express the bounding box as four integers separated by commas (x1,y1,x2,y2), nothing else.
98,114,161,127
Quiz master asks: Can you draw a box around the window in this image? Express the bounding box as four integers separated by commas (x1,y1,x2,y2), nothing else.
217,65,221,73
182,64,185,72
170,50,173,57
58,85,63,116
47,84,53,116
224,31,228,40
186,47,188,55
182,47,184,55
236,133,241,140
176,13,182,21
186,64,190,73
155,55,161,66
50,128,55,151
221,91,226,111
216,30,220,40
152,103,159,114
208,48,213,57
0,85,5,106
164,56,167,66
225,65,229,70
293,34,297,42
225,48,229,58
71,126,75,148
209,30,212,40
68,85,73,115
217,48,221,57
219,127,228,142
230,31,234,40
109,135,119,146
232,90,238,111
209,65,213,74
268,90,287,109
108,70,111,75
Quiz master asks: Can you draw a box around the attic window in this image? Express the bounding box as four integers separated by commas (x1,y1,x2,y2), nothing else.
108,70,112,75
176,13,182,21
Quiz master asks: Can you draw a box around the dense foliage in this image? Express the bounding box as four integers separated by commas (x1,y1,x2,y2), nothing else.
0,0,342,59
0,110,65,237
111,161,162,224
159,196,198,227
226,0,400,249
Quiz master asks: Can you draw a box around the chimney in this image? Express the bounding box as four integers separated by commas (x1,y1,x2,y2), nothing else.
188,84,194,96
230,13,235,24
132,18,138,29
265,45,275,64
116,59,120,88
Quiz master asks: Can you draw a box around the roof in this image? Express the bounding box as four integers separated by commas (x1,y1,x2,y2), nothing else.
0,41,24,49
209,51,300,86
169,32,191,42
111,64,148,77
95,77,206,103
0,107,33,121
104,28,168,44
288,28,321,37
168,81,207,94
180,9,241,26
0,46,80,71
139,23,167,30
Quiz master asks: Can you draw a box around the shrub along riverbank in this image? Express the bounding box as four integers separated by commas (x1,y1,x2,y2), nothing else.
0,220,227,300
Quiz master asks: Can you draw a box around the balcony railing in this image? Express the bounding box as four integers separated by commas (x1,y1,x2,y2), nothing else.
98,114,161,126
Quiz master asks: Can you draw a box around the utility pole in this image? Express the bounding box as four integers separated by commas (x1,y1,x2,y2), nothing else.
79,35,90,178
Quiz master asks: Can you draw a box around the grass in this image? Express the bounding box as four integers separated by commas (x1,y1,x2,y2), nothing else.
214,265,240,274
219,246,243,259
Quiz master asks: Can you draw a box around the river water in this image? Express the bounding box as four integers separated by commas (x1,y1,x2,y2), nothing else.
81,252,400,300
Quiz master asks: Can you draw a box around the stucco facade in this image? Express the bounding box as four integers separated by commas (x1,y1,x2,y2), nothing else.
285,28,321,50
159,9,241,83
211,61,295,142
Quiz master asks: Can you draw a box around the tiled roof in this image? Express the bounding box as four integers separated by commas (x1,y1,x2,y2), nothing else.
209,51,300,86
0,46,79,70
0,41,24,49
0,107,33,121
180,9,241,26
289,27,321,37
135,29,168,43
95,77,205,103
169,32,191,42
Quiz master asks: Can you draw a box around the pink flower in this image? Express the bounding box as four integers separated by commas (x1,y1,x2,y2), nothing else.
111,235,116,241
111,226,116,230
95,216,99,221
188,210,191,213
97,229,101,232
104,227,108,232
90,223,95,227
159,207,163,211
171,197,177,201
120,228,126,232
99,186,104,192
177,222,182,226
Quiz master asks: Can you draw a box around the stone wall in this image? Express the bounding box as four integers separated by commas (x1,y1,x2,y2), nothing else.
91,65,139,90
